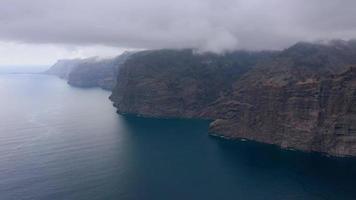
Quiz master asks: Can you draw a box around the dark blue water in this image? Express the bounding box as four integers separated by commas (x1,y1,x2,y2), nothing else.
0,74,356,200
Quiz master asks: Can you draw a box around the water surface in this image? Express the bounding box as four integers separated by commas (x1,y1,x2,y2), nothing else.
0,74,355,200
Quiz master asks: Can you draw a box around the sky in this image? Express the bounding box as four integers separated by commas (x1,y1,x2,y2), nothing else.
0,0,356,65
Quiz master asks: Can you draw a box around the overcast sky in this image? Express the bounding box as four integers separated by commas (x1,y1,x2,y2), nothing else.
0,0,356,65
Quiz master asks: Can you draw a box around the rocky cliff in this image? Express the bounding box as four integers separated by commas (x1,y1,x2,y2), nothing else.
208,66,356,156
45,59,82,79
110,49,275,117
45,52,133,90
110,41,356,157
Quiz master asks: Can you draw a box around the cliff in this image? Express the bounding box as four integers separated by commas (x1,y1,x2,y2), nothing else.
110,41,356,157
45,52,133,90
45,59,82,79
208,41,356,156
110,49,275,117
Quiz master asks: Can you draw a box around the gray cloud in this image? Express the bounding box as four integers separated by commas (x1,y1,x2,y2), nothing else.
0,0,356,53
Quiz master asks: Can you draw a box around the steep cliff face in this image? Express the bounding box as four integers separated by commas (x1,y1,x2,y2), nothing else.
45,59,82,79
208,67,356,156
208,41,356,156
66,56,120,90
45,52,133,90
110,49,275,118
110,41,356,157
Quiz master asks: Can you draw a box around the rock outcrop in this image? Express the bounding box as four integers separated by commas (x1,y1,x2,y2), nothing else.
110,41,356,157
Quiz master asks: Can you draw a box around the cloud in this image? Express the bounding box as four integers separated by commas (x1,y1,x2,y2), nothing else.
0,0,356,53
0,41,126,65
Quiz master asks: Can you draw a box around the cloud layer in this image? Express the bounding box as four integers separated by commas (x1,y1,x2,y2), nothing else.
1,0,356,53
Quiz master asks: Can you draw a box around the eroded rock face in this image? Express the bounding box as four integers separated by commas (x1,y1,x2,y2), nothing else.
208,67,356,156
207,41,356,156
110,49,275,118
110,41,356,157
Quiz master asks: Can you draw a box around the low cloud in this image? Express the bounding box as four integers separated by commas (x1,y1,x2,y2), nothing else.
0,0,356,53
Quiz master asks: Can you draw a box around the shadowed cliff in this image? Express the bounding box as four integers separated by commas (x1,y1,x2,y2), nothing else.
110,40,356,157
45,52,133,90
